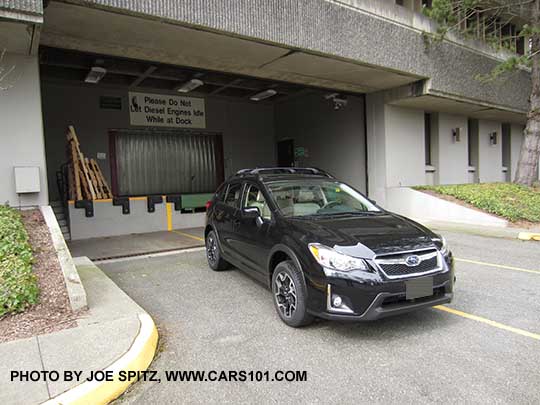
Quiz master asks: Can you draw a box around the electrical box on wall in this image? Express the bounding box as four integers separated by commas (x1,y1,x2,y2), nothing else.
14,167,40,193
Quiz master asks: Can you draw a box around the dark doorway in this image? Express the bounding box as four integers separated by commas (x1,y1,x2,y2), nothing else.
277,139,295,167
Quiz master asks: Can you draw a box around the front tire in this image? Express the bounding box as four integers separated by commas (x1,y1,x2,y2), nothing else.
205,230,230,271
272,260,314,327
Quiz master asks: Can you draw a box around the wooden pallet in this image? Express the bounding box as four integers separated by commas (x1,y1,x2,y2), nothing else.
66,125,112,200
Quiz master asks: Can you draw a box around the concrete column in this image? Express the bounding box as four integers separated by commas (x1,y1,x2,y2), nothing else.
477,120,503,183
0,52,48,207
434,113,469,185
384,104,425,188
366,93,388,203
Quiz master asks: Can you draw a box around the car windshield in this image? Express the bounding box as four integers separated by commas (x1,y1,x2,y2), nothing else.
266,179,381,218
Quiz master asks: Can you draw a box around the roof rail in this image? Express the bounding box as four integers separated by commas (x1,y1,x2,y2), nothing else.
235,167,333,178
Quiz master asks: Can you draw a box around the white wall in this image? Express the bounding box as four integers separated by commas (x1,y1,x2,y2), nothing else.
386,187,508,227
435,113,469,184
477,120,503,183
384,104,425,187
0,53,48,207
275,93,367,193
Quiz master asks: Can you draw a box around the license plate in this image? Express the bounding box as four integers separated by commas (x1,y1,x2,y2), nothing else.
406,277,433,300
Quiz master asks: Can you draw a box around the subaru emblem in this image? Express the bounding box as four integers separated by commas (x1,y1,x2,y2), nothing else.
405,255,421,267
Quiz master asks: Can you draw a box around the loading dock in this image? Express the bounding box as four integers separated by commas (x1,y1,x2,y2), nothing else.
39,47,368,240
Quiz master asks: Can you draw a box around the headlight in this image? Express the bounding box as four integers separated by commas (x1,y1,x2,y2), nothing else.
433,235,449,255
308,243,369,272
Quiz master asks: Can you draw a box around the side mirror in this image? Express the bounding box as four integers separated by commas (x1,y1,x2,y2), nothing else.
242,206,264,227
368,198,377,205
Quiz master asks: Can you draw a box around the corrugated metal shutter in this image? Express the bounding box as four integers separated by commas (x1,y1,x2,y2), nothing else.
114,129,219,196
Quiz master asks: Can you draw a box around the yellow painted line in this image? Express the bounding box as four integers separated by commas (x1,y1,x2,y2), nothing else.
129,196,147,201
166,203,173,231
171,229,205,242
94,198,113,203
43,313,159,405
434,305,540,341
455,257,540,275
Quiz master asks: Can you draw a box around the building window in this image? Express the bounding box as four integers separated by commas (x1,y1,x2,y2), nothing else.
424,113,432,165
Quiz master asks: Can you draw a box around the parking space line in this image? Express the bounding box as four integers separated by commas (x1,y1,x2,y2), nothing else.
171,229,205,242
434,305,540,341
455,258,540,275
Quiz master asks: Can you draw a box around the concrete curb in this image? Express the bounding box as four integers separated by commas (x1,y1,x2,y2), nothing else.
518,232,540,241
40,205,87,311
41,312,158,405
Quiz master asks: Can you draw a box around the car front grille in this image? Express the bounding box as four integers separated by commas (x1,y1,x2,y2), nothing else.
374,249,441,279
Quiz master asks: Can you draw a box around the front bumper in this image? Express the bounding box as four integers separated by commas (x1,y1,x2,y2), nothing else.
315,285,453,321
306,256,455,321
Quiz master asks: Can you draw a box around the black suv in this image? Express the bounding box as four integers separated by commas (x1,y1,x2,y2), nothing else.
205,168,454,327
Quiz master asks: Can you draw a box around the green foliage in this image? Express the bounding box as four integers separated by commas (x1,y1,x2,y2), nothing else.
424,0,537,80
414,183,540,222
0,205,39,317
476,55,531,81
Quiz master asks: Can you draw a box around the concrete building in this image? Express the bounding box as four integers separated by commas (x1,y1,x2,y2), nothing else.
0,0,532,239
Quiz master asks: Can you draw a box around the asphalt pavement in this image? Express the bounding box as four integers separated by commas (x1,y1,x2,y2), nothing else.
100,231,540,404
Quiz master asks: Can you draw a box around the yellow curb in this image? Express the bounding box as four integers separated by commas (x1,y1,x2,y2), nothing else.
42,313,158,405
518,232,540,241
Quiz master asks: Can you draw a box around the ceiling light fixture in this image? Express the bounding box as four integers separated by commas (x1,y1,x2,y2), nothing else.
84,66,107,84
176,78,204,93
250,89,277,101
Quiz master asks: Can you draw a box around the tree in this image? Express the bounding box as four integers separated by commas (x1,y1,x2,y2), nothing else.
424,0,540,186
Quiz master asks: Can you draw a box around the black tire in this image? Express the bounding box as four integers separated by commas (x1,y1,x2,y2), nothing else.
205,230,230,271
271,260,314,327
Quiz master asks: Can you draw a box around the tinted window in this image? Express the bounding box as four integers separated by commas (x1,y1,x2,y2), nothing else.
244,185,272,219
214,183,227,202
224,183,242,208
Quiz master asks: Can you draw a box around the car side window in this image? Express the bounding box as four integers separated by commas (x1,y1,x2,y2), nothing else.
244,184,272,220
214,183,227,202
224,183,242,208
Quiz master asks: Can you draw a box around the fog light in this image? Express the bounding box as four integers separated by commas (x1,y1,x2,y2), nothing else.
332,295,343,308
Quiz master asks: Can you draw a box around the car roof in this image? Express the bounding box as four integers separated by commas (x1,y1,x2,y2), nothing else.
229,167,334,184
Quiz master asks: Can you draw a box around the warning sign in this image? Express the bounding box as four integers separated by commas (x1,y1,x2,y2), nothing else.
128,91,206,129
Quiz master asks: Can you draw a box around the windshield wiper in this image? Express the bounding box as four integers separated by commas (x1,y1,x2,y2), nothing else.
317,211,381,217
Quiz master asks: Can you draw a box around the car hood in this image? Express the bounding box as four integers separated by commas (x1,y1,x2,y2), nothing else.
288,212,437,257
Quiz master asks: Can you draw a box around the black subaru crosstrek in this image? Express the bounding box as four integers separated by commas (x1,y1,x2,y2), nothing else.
205,168,454,327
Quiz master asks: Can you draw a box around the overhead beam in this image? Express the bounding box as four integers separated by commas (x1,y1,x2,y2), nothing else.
210,78,243,95
130,65,157,87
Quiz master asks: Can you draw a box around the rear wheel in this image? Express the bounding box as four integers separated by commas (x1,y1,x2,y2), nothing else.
205,230,230,271
272,260,314,327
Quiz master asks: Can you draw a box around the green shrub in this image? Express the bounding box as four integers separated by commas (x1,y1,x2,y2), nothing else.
414,183,540,223
0,205,39,317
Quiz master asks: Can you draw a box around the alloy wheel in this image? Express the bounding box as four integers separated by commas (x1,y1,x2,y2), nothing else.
206,234,218,265
274,272,297,318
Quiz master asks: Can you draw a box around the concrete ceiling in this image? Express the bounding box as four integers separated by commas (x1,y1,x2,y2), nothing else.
390,94,526,124
265,52,418,91
40,1,421,94
39,46,310,102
